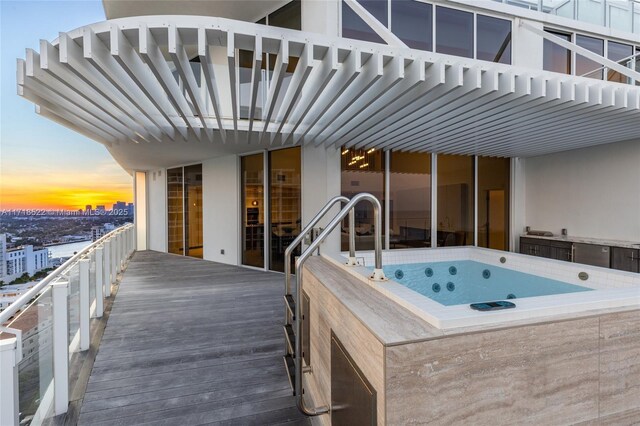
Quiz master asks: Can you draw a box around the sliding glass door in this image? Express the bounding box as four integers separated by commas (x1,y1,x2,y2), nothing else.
241,148,301,272
167,164,203,258
241,154,265,268
269,147,301,272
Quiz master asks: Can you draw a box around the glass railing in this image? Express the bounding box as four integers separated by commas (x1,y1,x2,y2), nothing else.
0,223,134,426
493,0,640,34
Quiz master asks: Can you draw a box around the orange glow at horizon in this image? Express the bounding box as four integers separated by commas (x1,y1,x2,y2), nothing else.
1,176,132,211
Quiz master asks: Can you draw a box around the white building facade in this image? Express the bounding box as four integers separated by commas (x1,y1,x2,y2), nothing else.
1,234,50,283
16,0,640,274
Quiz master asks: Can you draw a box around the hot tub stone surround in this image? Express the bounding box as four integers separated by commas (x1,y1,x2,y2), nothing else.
302,256,640,425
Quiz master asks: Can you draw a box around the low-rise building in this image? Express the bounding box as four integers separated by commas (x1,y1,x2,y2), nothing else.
0,234,50,283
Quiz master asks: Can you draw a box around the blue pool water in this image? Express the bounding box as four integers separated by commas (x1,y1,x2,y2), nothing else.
382,261,591,306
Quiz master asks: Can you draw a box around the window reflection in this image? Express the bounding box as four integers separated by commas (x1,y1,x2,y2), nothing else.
543,30,572,74
576,34,604,79
167,167,184,255
167,165,203,258
477,15,511,64
436,6,474,58
389,151,431,248
184,164,203,258
477,157,510,251
437,154,474,247
241,154,265,268
341,147,385,251
607,41,633,84
342,0,386,43
391,0,433,51
269,147,301,273
268,0,301,30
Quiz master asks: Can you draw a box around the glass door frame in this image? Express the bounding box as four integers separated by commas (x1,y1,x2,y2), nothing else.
166,162,203,258
351,150,512,252
239,146,302,272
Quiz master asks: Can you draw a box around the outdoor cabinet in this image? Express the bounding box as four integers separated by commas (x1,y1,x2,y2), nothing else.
611,247,640,273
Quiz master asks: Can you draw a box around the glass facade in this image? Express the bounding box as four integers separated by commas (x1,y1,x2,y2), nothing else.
167,167,184,255
476,15,512,64
343,1,512,64
543,30,572,74
437,155,474,247
391,0,433,51
184,164,203,258
240,148,301,272
341,150,510,251
167,165,203,258
477,157,510,250
607,41,634,83
269,147,302,273
389,151,431,248
268,0,301,30
241,153,265,268
341,148,385,251
435,6,474,58
342,0,386,43
576,34,605,79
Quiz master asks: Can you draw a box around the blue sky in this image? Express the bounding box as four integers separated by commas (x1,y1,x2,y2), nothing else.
0,0,133,209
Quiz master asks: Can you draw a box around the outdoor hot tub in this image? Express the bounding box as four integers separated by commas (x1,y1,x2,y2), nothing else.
334,246,640,329
299,246,640,425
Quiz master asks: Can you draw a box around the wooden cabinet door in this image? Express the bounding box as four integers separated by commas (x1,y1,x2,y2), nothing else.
611,247,640,273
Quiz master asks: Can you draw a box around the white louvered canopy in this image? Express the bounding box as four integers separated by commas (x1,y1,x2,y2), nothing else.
17,15,640,163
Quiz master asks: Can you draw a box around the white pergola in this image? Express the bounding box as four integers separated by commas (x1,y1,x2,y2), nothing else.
17,15,640,159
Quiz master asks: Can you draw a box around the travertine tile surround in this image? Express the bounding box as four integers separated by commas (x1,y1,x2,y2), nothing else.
303,256,640,425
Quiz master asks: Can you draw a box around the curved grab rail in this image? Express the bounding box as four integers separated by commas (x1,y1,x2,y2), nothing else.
284,196,349,297
0,223,133,324
294,193,385,416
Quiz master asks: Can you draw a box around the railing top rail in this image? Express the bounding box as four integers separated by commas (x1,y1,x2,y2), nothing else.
284,195,349,295
0,223,133,324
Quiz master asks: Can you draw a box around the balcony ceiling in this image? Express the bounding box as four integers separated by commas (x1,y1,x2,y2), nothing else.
16,15,640,171
103,0,290,23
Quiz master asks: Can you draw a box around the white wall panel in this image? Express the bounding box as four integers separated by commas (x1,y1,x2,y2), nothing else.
148,169,167,252
524,139,640,241
202,155,240,265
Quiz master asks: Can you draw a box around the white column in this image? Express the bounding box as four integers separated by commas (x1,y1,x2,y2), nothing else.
0,338,18,426
134,171,148,251
94,247,104,317
78,259,90,351
103,240,111,298
51,281,69,416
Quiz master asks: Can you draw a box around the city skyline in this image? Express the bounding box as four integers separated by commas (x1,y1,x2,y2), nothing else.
0,1,133,211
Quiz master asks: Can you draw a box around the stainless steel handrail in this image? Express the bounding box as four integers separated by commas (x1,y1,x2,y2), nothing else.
293,193,385,416
0,223,133,324
284,196,349,298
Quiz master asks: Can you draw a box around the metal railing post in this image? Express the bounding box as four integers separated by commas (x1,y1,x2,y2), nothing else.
79,259,90,351
94,247,104,317
103,240,112,298
0,337,19,426
346,208,357,265
110,235,117,283
51,280,69,415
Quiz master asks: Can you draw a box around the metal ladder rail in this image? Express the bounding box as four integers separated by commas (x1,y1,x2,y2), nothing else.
293,193,386,416
284,195,350,309
282,196,350,403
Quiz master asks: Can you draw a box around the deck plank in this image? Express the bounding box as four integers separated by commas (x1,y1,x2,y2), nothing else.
78,251,309,425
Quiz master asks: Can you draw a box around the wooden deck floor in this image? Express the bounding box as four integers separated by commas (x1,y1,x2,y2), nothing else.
78,251,309,426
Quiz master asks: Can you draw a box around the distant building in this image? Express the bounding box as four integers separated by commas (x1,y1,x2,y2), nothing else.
91,223,116,242
112,201,127,211
0,234,49,283
85,204,92,213
96,205,106,212
0,234,7,280
127,202,134,216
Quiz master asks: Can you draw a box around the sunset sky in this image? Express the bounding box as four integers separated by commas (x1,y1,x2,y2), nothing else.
0,0,133,210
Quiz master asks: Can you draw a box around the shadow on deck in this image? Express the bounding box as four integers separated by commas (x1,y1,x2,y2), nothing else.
77,251,310,425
